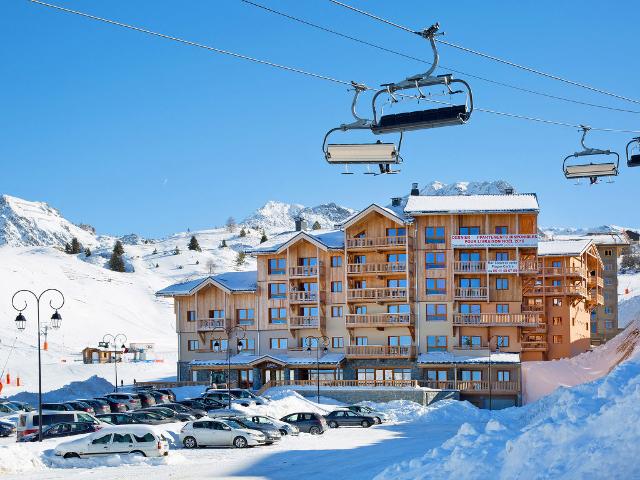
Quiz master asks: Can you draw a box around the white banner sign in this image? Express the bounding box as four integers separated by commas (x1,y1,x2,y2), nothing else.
451,234,538,248
487,260,519,273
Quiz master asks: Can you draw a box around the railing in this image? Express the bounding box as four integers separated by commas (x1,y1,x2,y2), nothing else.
524,285,588,297
452,313,542,327
454,287,488,299
345,345,416,358
289,291,319,302
420,380,457,390
345,313,413,328
522,304,545,313
588,290,605,305
289,316,320,329
519,260,540,273
347,287,407,301
346,236,407,249
419,380,520,392
289,265,320,277
540,266,587,277
196,318,226,331
452,343,489,351
268,379,419,388
453,261,486,273
588,276,604,288
347,262,406,275
521,341,548,351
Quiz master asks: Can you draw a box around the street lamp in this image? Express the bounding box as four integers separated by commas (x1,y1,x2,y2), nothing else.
212,325,246,409
305,335,329,404
100,333,127,392
11,288,65,442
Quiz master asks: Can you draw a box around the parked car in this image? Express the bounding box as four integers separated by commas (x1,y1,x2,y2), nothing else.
161,402,206,419
134,392,157,408
0,419,16,437
95,397,128,413
19,421,101,442
54,426,169,459
324,410,376,428
17,410,100,440
128,411,172,425
0,402,19,417
96,413,143,426
153,388,176,402
103,393,142,410
75,399,110,415
146,391,170,405
201,391,254,408
63,401,95,415
206,388,269,405
220,416,281,444
206,407,247,418
245,415,299,436
40,403,73,412
181,397,225,411
4,401,32,412
141,406,195,422
180,418,266,449
345,405,388,424
280,412,327,435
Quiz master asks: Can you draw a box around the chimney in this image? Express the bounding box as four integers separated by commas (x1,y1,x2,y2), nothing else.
391,197,402,207
294,217,307,231
410,183,420,196
504,187,514,195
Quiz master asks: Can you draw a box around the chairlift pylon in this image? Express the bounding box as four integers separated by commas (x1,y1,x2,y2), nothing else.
563,126,620,184
370,23,473,135
625,137,640,167
323,82,402,174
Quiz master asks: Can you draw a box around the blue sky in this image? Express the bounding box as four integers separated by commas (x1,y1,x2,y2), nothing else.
1,0,638,236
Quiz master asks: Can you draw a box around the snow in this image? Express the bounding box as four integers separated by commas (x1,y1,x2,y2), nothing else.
190,352,345,367
419,180,517,196
404,193,539,215
243,200,354,233
156,271,258,296
417,351,521,365
537,238,593,256
249,229,344,254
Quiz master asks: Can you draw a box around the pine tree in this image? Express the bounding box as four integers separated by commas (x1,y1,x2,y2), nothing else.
70,237,82,254
113,240,125,256
260,232,268,243
239,228,247,238
108,242,126,272
155,263,159,268
188,235,202,252
220,239,227,248
84,247,92,257
226,216,237,233
64,242,72,254
235,251,247,266
174,246,180,255
312,221,322,230
196,260,200,265
152,248,158,255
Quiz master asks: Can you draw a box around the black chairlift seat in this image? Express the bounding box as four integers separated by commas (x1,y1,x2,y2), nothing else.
371,104,469,135
629,154,640,167
626,138,640,167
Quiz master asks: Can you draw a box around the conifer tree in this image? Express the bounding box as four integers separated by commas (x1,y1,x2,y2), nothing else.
220,239,227,248
239,228,247,238
312,221,322,230
108,242,126,272
64,242,72,254
70,237,82,254
84,247,92,257
235,251,247,266
113,240,125,256
260,232,268,243
188,235,202,252
174,246,180,255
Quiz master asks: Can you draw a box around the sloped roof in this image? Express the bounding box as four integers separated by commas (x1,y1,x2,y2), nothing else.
248,229,344,254
555,232,631,246
339,204,409,229
417,352,520,365
404,194,539,215
537,239,593,257
155,271,257,297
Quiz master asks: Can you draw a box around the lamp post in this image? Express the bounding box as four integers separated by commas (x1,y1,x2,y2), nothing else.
212,325,246,409
305,335,329,404
11,288,64,442
99,334,127,392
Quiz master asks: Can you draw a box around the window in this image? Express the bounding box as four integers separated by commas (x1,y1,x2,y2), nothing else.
388,304,410,314
237,309,255,326
133,432,155,443
552,280,562,287
187,340,199,351
553,335,563,344
355,305,367,314
388,335,411,347
460,278,481,288
186,311,196,322
460,304,481,314
239,369,253,386
268,283,286,299
459,226,480,235
268,258,286,275
269,308,287,324
497,336,509,348
426,370,448,381
426,304,447,321
495,226,508,234
300,282,318,292
211,339,228,352
386,227,406,237
331,306,343,317
426,252,446,268
495,252,509,261
387,279,407,288
300,306,318,317
591,322,597,334
238,338,255,351
552,261,562,268
331,256,343,267
387,253,406,267
461,370,482,381
572,317,576,326
209,309,224,319
604,264,613,271
112,433,133,444
354,280,367,289
605,320,613,330
270,338,288,350
460,252,481,262
497,370,510,382
604,306,613,315
357,368,375,381
425,226,445,244
331,281,343,293
426,278,446,295
604,249,613,257
91,434,112,445
552,316,562,326
553,298,562,306
355,337,368,346
461,335,481,349
496,278,509,290
496,304,509,314
332,337,344,348
299,257,317,267
354,255,366,264
427,335,447,352
605,278,614,286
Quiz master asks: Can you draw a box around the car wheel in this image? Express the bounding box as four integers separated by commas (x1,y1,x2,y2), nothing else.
328,421,339,429
130,450,146,457
374,417,382,424
308,426,321,435
183,436,198,449
279,429,288,436
233,436,248,448
63,452,79,459
361,420,372,428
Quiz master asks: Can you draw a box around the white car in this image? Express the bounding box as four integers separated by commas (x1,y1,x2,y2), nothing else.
245,415,299,436
180,418,266,448
206,407,248,418
54,425,169,459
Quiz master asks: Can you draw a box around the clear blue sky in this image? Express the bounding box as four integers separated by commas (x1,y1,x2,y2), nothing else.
1,0,638,237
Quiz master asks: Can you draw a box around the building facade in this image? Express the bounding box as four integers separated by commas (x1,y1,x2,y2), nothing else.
157,191,605,408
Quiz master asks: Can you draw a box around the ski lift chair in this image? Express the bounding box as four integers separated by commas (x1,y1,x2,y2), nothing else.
369,24,473,135
563,126,619,184
626,137,640,167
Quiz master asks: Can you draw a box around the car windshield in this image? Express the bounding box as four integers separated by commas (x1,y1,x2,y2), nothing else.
222,419,244,429
153,408,175,417
171,404,189,412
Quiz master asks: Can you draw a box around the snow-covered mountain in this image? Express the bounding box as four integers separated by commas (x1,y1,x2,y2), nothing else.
419,180,517,196
243,200,355,232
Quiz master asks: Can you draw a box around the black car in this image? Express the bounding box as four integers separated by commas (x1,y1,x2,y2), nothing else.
19,422,100,442
162,402,206,419
141,406,194,422
94,396,128,413
147,390,170,404
63,401,95,415
182,397,225,410
75,398,110,415
280,412,328,435
5,401,33,412
324,410,376,428
41,402,73,412
134,392,157,408
0,419,16,437
97,413,143,425
154,389,176,402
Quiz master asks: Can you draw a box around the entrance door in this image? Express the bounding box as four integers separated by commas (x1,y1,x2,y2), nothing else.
263,368,284,384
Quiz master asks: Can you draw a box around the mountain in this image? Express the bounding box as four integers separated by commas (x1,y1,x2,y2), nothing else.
242,200,355,232
419,180,516,196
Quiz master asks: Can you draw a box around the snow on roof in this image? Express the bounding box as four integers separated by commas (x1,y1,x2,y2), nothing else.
555,232,630,246
248,229,344,254
538,239,593,256
156,271,257,296
339,203,410,229
417,352,521,365
404,194,539,215
155,277,207,296
190,353,345,367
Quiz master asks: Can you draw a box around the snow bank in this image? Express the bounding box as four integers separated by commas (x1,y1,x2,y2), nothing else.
8,376,114,404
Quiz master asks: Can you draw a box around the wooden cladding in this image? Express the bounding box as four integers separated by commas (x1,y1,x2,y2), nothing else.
345,345,416,358
347,262,407,275
454,287,489,300
345,313,414,328
346,236,407,249
453,313,542,327
347,287,408,301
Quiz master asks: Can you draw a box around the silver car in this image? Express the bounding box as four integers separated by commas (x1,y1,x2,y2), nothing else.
180,418,266,448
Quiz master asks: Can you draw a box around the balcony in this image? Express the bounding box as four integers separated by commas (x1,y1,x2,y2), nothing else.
521,304,545,313
345,313,413,328
454,287,488,300
347,287,407,302
521,341,548,352
453,260,540,274
523,285,588,297
289,291,319,303
453,261,486,273
347,262,406,275
346,345,416,358
588,276,604,289
453,313,542,327
420,380,520,393
289,316,321,329
452,343,489,352
588,290,605,305
540,266,587,277
346,236,407,249
196,318,226,331
289,265,320,278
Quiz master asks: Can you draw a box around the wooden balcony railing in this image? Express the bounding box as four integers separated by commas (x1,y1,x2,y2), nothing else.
453,313,542,327
267,379,419,388
347,287,407,301
196,318,226,331
289,291,319,303
524,285,588,297
453,261,486,273
345,345,416,358
345,313,413,328
346,236,407,249
420,380,520,392
347,262,407,275
588,290,605,305
518,260,540,273
540,266,587,277
420,380,457,390
521,341,548,351
454,287,488,300
588,276,604,288
288,316,321,329
289,265,320,277
521,304,545,313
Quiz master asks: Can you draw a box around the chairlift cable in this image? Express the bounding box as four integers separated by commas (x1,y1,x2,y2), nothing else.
327,0,640,106
241,0,640,115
